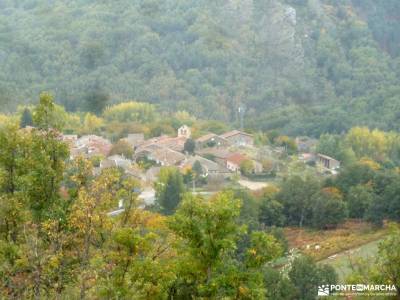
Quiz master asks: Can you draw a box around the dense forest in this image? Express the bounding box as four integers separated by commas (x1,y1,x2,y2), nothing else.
1,0,400,135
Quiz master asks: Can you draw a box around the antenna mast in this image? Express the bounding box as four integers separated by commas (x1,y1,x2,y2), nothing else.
238,104,246,130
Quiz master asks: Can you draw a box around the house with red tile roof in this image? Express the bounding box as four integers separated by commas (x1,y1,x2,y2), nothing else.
71,135,112,158
226,153,247,172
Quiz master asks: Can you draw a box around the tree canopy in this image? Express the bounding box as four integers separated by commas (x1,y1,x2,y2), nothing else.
1,1,400,135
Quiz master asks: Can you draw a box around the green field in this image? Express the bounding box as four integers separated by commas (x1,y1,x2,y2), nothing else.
320,239,382,283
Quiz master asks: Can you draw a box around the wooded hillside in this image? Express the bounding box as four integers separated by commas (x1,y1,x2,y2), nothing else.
1,0,400,135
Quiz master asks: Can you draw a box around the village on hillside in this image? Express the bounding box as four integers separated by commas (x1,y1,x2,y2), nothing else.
60,126,341,207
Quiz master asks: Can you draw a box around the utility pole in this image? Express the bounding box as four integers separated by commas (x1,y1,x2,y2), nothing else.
192,172,196,194
238,104,246,130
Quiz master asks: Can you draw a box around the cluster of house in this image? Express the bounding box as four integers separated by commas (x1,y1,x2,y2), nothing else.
295,136,341,173
61,128,341,188
62,125,264,185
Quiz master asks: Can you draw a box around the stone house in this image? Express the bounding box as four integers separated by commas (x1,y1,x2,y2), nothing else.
220,130,254,147
225,153,263,174
195,133,229,149
73,135,112,158
316,154,340,170
197,148,232,167
136,144,186,167
180,155,230,179
135,135,187,153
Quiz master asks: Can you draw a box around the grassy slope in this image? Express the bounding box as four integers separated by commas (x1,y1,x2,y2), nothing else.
284,220,388,261
319,239,381,283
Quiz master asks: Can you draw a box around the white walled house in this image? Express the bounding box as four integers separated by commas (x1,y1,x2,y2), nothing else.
178,125,191,139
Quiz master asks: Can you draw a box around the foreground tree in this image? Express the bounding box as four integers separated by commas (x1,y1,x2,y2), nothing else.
347,225,400,298
0,94,72,299
168,192,282,299
264,267,297,300
94,177,176,299
69,168,120,299
377,225,400,296
289,255,338,300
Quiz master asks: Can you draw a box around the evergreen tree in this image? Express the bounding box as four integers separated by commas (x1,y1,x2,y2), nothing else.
184,138,196,155
84,83,109,115
192,160,203,176
156,168,186,215
20,108,33,128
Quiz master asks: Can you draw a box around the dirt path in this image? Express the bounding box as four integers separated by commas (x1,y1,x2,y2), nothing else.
238,179,269,190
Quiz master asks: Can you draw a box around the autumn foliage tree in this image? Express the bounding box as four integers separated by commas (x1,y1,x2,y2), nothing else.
0,93,70,299
109,139,134,158
168,192,282,299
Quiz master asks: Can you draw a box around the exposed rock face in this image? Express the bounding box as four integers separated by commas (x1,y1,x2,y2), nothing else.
221,0,304,72
285,6,297,26
225,0,254,22
255,1,304,76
